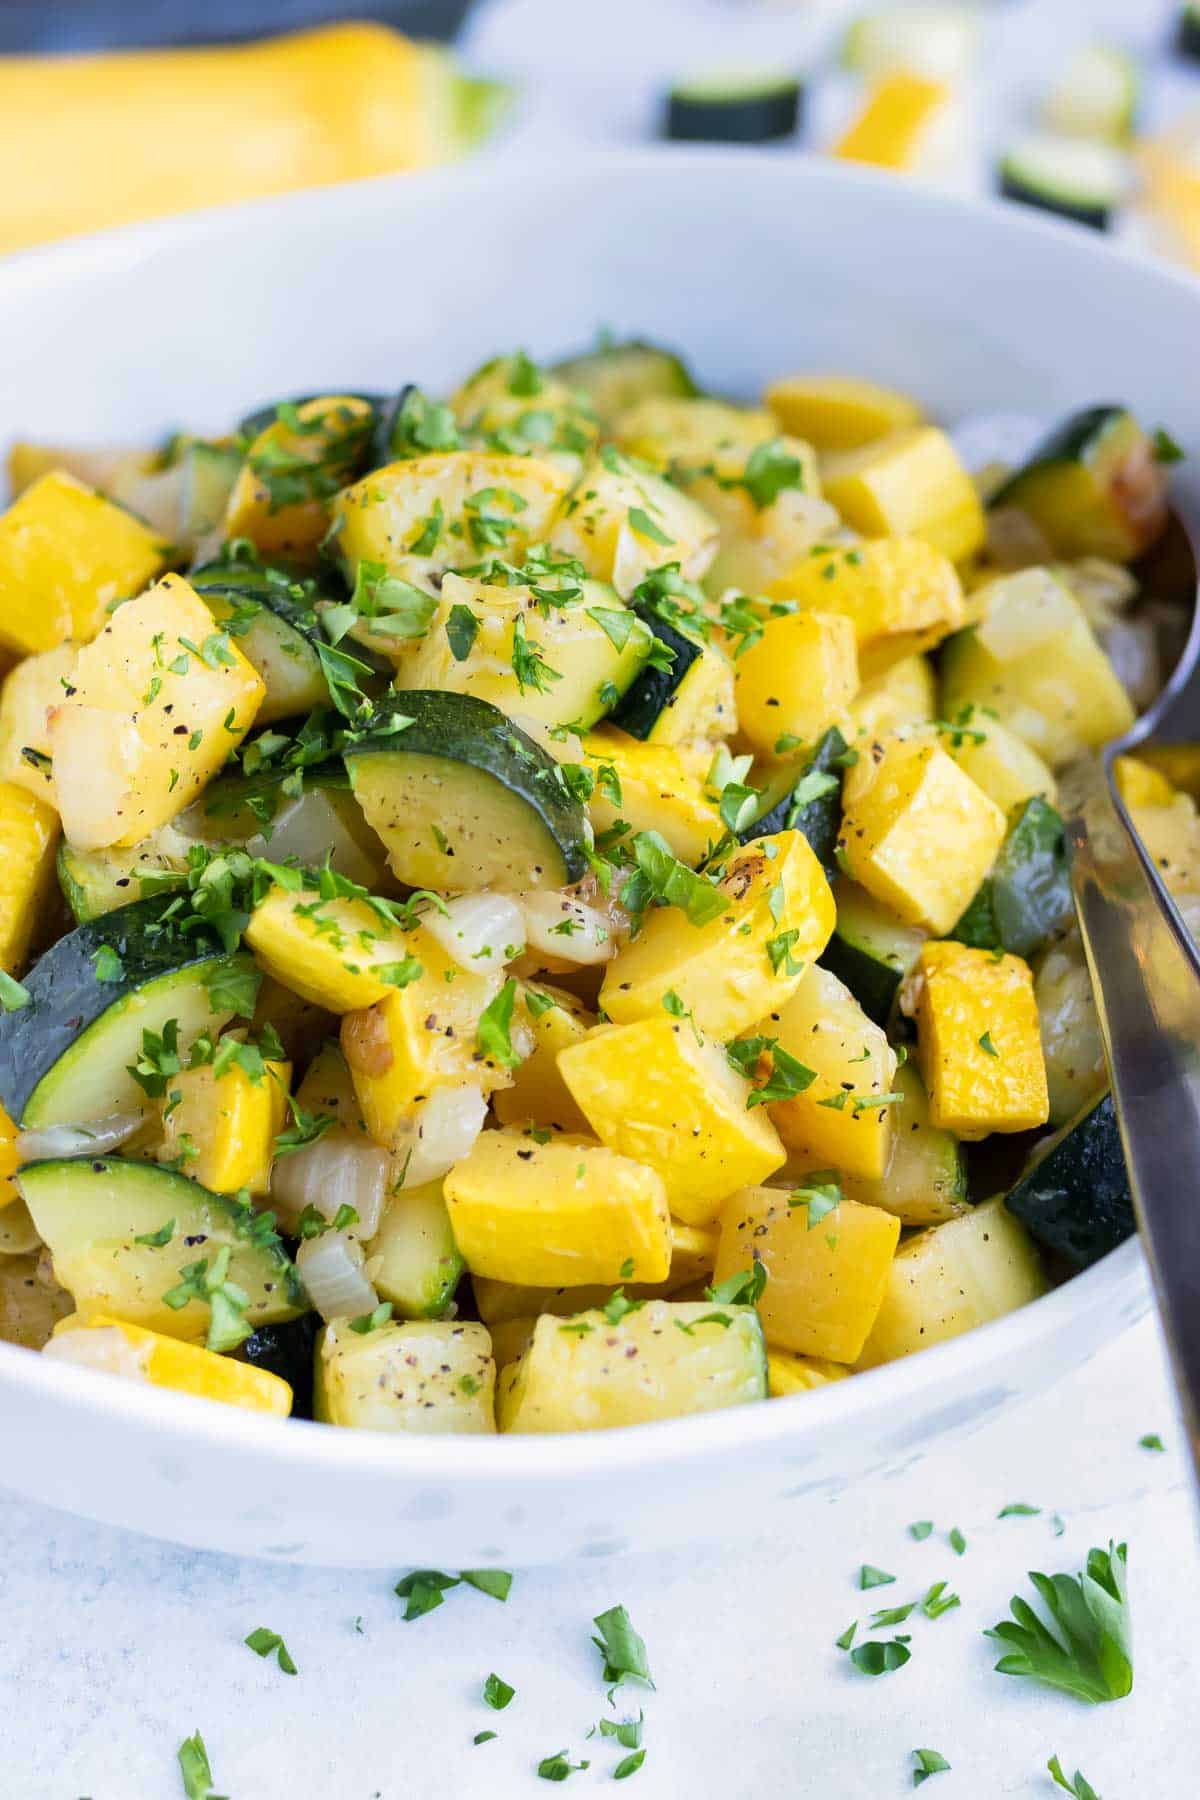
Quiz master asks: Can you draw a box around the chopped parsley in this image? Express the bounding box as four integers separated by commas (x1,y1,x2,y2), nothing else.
177,1731,221,1800
741,438,804,508
859,1565,896,1591
0,970,31,1012
986,1541,1131,1703
1152,426,1185,465
445,603,480,661
978,1030,999,1058
244,1625,298,1675
725,1034,817,1108
592,1604,653,1689
273,1095,335,1158
483,1672,515,1710
948,1528,967,1556
789,1176,841,1228
911,1748,951,1786
706,1263,767,1307
133,1218,176,1249
1047,1756,1102,1800
909,1520,934,1541
849,1638,911,1676
511,613,561,694
477,978,523,1069
1138,1433,1165,1452
627,505,673,546
161,1245,252,1353
348,1302,394,1334
537,1750,589,1781
90,943,125,984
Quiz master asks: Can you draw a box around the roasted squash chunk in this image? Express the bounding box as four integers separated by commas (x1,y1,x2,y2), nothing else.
0,782,58,974
48,1313,292,1415
245,885,422,1015
765,375,923,450
224,395,374,560
492,982,595,1135
157,1049,290,1195
821,427,986,564
766,536,964,665
762,963,899,1179
908,940,1049,1138
548,449,719,598
733,611,859,761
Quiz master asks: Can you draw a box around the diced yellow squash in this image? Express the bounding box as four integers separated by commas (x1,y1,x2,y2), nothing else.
497,1299,766,1432
715,1184,899,1361
762,964,899,1179
340,929,504,1147
600,829,836,1038
157,1051,290,1195
848,652,936,743
833,72,952,171
694,471,834,596
292,1039,370,1136
7,442,157,499
940,567,1135,768
822,428,986,565
0,782,58,972
765,375,924,451
0,644,78,801
492,982,595,1134
224,395,373,560
0,1197,39,1255
1113,753,1175,809
857,1197,1047,1367
0,471,167,656
450,357,598,453
548,450,719,598
766,538,964,671
0,1102,19,1212
768,1350,852,1397
632,633,737,745
49,1312,291,1415
334,450,571,583
316,1317,496,1434
443,1128,671,1287
733,611,860,761
244,884,421,1014
909,940,1048,1138
613,396,777,472
1132,743,1200,800
942,711,1058,814
489,1314,538,1371
838,735,1006,935
1128,796,1200,895
832,1060,969,1227
472,1218,718,1324
558,1016,786,1225
47,574,265,850
582,727,722,864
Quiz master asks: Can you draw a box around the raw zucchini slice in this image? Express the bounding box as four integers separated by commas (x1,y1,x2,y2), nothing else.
607,601,734,744
988,404,1168,561
0,897,251,1127
743,725,847,877
369,1180,464,1319
551,341,698,427
998,133,1127,232
820,879,926,1025
18,1157,305,1341
951,796,1074,960
189,556,328,725
343,690,589,891
1004,1090,1133,1268
664,72,802,143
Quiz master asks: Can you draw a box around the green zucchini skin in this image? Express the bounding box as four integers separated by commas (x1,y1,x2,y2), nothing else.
344,690,589,888
1004,1091,1134,1268
1177,5,1200,62
189,556,326,641
952,797,1074,959
992,405,1126,497
821,936,902,1028
820,885,926,1027
240,1313,320,1418
743,725,847,877
998,165,1111,232
237,392,386,442
550,341,698,426
607,604,703,741
665,79,803,144
368,383,418,469
0,898,249,1127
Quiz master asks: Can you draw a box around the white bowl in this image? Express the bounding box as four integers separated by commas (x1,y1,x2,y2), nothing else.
0,151,1191,1568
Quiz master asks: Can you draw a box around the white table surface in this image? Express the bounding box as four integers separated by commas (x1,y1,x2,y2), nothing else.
4,3,1200,1794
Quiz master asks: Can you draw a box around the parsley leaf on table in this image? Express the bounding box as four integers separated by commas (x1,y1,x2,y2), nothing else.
985,1542,1132,1703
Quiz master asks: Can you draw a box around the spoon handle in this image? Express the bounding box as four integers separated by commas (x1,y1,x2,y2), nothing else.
1065,756,1200,1480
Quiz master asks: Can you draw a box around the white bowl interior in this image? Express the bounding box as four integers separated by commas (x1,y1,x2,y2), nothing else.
0,151,1189,1565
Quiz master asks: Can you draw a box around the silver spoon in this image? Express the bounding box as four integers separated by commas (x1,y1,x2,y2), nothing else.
956,412,1200,1479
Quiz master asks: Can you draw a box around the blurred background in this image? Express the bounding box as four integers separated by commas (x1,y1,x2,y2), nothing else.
1,0,1198,268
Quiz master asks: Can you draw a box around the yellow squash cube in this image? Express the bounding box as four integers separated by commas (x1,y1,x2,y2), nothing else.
943,712,1058,815
245,885,422,1014
47,574,265,850
857,1197,1047,1367
838,735,1006,935
768,1350,852,1398
848,652,936,743
548,450,718,598
600,829,836,1039
763,964,898,1179
340,928,504,1147
583,729,722,865
1113,754,1175,809
316,1318,496,1434
157,1050,290,1195
733,611,859,761
822,427,986,565
613,396,777,472
0,471,167,656
492,982,596,1135
224,395,374,560
292,1039,369,1135
50,1313,291,1415
443,1129,671,1287
910,940,1049,1138
558,1016,786,1225
472,1219,718,1325
0,781,58,973
766,536,964,665
0,1102,19,1211
765,375,923,451
715,1184,900,1362
833,73,952,171
498,1300,766,1433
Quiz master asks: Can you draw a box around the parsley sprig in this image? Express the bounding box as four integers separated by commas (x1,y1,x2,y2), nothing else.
985,1542,1132,1703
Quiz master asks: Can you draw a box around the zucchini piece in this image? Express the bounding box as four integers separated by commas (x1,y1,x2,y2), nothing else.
1004,1090,1133,1269
999,133,1126,232
1035,931,1106,1127
952,796,1074,960
0,897,250,1127
189,557,328,725
664,71,802,143
838,1060,969,1226
820,878,926,1025
315,1317,496,1433
111,440,243,552
841,6,978,82
1042,46,1139,143
1180,3,1200,61
344,690,588,891
551,341,698,427
498,1300,766,1432
988,405,1167,561
367,1180,465,1319
237,391,384,443
743,725,848,877
18,1157,304,1342
607,601,735,744
57,826,193,925
239,1312,320,1419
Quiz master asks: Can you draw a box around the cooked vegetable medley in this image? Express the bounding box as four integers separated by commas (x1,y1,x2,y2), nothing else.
0,345,1181,1435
